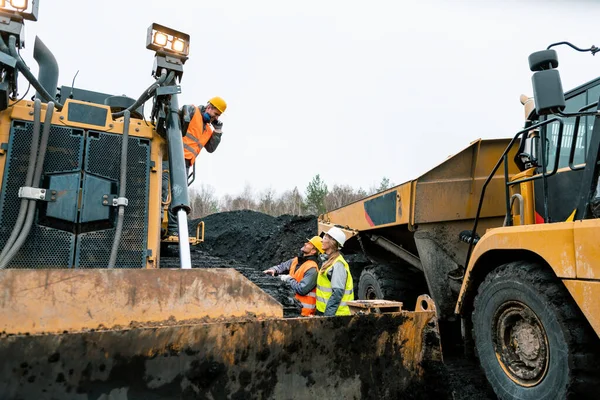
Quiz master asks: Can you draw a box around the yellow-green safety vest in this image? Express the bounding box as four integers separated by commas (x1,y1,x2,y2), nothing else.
316,254,354,316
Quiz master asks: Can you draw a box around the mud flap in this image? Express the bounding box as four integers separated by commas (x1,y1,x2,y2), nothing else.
0,308,442,400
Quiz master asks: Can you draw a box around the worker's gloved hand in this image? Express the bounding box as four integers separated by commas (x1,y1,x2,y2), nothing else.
279,274,292,282
263,269,275,276
211,119,223,133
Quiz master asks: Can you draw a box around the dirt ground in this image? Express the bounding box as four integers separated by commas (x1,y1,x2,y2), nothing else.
160,210,496,399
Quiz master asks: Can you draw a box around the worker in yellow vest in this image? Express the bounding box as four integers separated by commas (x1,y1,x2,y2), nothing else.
162,97,227,237
263,236,324,316
316,227,354,316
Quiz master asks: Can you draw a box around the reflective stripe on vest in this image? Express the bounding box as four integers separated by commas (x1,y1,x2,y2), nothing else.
289,257,318,316
315,254,354,316
182,106,213,165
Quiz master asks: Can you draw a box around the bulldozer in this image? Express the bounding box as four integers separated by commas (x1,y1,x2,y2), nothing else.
0,2,442,399
319,44,600,398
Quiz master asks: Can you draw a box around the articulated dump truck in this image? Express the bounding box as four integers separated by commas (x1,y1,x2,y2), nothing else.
0,4,441,399
320,47,600,399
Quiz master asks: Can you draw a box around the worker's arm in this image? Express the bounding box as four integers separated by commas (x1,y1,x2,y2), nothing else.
179,104,195,134
323,262,347,316
265,258,294,275
288,267,317,296
204,131,222,153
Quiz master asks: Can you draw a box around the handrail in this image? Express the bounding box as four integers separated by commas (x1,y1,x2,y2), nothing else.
465,117,562,267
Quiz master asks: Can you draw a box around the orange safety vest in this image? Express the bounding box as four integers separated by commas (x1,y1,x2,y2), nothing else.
289,257,318,316
182,106,214,166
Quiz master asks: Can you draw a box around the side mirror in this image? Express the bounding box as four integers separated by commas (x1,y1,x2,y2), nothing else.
529,50,565,116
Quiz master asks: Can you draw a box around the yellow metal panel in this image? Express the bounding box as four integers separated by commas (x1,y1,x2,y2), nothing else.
319,182,412,232
517,170,536,225
414,176,508,223
573,219,600,280
0,269,283,335
9,100,155,139
562,280,600,337
147,134,166,268
456,222,577,313
0,100,15,192
414,138,518,224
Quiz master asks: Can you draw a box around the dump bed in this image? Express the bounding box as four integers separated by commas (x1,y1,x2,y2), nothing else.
320,138,518,233
318,138,519,320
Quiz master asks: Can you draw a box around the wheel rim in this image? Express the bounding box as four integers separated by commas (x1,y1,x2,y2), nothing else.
493,301,549,387
364,285,378,300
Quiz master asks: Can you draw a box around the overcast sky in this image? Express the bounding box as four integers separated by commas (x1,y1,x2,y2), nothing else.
17,0,600,197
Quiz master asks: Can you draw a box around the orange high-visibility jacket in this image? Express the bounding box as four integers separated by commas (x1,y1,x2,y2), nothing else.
182,106,214,166
289,258,318,316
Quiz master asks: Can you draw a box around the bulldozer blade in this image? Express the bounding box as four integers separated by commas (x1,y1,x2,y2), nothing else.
0,308,442,399
0,268,282,335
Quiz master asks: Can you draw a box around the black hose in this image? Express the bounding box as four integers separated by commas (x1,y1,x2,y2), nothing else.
7,36,63,110
0,102,54,269
108,110,130,268
0,99,42,266
111,70,173,118
547,41,600,55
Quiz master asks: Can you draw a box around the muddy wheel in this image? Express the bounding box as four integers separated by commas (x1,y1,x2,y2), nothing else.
357,264,427,310
473,261,599,400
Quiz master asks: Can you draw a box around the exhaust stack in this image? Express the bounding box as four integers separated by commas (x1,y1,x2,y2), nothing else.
33,36,58,101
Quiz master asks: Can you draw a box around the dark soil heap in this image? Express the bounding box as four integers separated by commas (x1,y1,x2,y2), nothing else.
198,210,317,267
161,210,318,317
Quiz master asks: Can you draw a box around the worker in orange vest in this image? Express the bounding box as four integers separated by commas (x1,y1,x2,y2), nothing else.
162,96,227,237
263,236,324,316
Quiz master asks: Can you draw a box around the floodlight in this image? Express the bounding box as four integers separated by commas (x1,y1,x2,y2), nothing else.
9,0,27,10
153,31,168,47
171,38,185,53
0,0,38,20
146,23,190,59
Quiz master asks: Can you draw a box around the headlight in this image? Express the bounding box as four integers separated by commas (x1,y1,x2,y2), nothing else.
0,0,38,21
153,31,168,47
9,0,27,10
171,38,185,53
146,23,190,58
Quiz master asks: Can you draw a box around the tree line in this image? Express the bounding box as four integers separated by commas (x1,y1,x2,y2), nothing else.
188,175,393,219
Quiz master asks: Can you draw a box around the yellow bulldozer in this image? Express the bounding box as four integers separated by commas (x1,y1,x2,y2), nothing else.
319,45,600,398
0,3,441,399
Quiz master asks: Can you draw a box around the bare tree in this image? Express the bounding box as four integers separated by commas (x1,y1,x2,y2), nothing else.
258,187,277,216
273,187,305,215
189,184,219,218
220,184,257,211
325,184,368,211
368,176,394,195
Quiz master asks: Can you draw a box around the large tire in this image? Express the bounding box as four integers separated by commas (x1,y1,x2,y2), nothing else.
472,261,599,400
357,264,427,310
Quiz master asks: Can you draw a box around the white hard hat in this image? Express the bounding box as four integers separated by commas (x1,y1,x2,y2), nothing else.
326,226,346,247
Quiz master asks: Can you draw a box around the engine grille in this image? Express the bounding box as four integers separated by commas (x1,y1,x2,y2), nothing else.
0,121,150,269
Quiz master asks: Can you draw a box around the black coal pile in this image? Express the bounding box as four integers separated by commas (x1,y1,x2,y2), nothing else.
161,210,318,317
197,210,317,267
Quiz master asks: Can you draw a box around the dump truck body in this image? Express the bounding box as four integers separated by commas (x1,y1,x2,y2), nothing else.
319,138,519,320
319,66,600,398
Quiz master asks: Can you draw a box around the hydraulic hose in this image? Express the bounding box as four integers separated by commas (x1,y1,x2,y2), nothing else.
111,70,173,118
108,110,130,269
0,102,54,269
7,36,63,110
0,99,42,266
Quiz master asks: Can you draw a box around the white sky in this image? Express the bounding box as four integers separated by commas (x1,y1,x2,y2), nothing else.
17,0,600,197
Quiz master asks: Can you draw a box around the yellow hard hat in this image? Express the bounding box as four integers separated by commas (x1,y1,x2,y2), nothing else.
307,236,324,254
208,96,227,113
